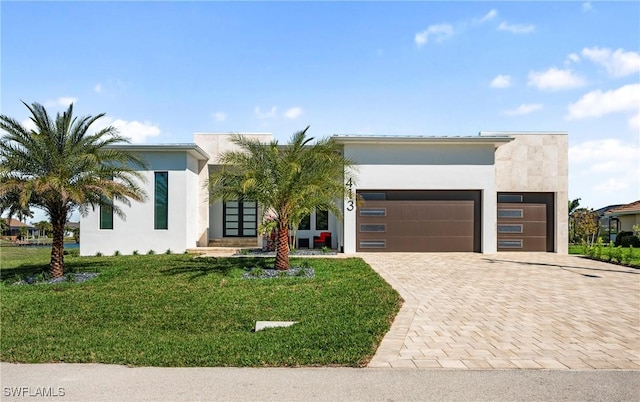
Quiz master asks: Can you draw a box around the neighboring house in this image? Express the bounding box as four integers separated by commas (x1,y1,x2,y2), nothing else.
593,204,623,243
2,218,36,238
80,131,568,256
604,200,640,238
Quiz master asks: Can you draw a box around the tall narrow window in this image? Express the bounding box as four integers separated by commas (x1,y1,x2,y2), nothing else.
99,203,113,230
154,172,168,230
316,209,329,230
298,214,311,230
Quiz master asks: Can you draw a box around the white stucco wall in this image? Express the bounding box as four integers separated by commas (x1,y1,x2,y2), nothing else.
80,150,206,256
342,143,499,253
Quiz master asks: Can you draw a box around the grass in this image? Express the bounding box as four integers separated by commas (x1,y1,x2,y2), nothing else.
569,243,640,267
0,246,402,367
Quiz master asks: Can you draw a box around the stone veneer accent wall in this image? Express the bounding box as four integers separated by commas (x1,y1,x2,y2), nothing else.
491,133,569,254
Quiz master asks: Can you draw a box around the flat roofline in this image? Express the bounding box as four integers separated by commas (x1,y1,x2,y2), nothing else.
332,134,514,146
194,132,272,136
106,143,210,160
479,131,568,136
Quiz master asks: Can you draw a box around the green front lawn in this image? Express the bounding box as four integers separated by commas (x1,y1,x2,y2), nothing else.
0,247,402,367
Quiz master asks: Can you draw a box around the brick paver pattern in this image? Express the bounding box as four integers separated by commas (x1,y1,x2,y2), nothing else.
361,252,640,369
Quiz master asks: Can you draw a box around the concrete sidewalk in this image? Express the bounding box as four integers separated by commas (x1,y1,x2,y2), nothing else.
362,253,640,370
2,363,639,401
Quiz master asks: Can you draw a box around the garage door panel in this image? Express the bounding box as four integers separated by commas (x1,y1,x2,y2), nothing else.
497,221,546,236
359,220,474,237
358,236,474,252
364,201,474,221
498,203,546,221
498,237,547,251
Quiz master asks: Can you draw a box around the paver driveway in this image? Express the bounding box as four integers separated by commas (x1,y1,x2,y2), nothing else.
360,252,640,369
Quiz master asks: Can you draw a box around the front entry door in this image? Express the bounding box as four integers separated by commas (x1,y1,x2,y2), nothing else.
223,200,257,237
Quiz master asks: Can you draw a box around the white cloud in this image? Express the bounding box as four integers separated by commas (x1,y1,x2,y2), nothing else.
20,119,36,132
22,115,159,144
110,119,160,144
593,178,629,193
213,112,226,122
414,24,454,46
566,53,580,64
255,106,277,119
565,84,640,129
527,68,586,91
45,97,77,108
503,104,542,116
630,112,640,131
581,47,640,78
498,22,535,34
569,139,639,195
490,74,512,89
480,9,498,23
582,2,594,12
284,107,303,119
94,84,102,93
569,138,638,164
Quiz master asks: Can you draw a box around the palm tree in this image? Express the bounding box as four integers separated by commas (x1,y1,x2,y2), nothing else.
209,127,356,270
568,198,581,242
0,101,148,277
0,190,33,223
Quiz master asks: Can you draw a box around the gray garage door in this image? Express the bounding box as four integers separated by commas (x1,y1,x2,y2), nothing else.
356,191,481,252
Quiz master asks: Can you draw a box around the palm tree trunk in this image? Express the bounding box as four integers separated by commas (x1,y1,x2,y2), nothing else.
275,223,290,271
50,213,66,278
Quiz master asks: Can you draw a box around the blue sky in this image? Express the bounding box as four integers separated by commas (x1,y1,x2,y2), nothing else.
1,1,639,223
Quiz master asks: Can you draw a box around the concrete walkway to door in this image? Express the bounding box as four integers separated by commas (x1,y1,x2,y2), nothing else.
360,252,640,370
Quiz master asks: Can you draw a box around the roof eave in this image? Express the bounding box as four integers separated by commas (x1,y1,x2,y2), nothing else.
105,144,211,160
332,135,514,147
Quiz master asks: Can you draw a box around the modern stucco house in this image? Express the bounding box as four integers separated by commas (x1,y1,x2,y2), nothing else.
80,131,568,256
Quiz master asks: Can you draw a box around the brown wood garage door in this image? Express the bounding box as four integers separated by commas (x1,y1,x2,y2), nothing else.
356,198,477,252
497,193,554,252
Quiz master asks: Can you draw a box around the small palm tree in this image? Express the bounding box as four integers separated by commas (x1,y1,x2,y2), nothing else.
0,101,148,277
209,127,356,270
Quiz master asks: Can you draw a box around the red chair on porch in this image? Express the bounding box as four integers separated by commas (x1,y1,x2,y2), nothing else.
313,232,332,249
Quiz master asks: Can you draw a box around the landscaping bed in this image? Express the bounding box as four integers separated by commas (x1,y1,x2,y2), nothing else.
0,246,401,367
569,244,640,268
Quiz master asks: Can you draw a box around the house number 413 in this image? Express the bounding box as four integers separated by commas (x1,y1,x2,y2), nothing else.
346,178,355,211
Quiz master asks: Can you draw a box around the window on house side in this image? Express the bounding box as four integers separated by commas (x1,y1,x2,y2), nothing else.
316,210,329,230
298,214,311,230
99,203,113,230
155,172,168,230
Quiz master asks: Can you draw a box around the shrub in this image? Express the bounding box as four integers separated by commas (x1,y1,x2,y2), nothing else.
165,249,172,255
594,238,603,259
622,246,633,265
607,242,614,261
620,234,640,248
133,250,139,256
114,250,121,256
95,252,103,257
612,246,623,263
147,250,155,255
615,231,634,246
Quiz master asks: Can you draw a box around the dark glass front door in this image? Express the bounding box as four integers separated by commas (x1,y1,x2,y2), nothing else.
223,200,257,237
